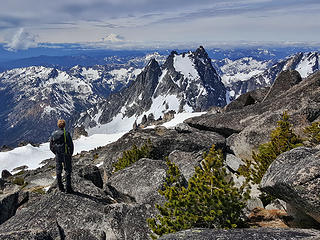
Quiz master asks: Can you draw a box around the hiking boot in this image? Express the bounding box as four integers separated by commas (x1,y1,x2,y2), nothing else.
66,188,74,194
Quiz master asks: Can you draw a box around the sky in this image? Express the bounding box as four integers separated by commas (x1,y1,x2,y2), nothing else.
0,0,319,51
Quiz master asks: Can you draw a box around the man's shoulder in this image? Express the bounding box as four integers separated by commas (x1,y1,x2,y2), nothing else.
51,129,63,138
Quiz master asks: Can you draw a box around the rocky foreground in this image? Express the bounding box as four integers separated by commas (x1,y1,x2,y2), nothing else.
1,70,320,239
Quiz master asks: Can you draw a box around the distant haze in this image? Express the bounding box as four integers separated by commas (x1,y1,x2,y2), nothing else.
0,0,319,51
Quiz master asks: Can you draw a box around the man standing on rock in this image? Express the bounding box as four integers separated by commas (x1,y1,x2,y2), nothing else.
50,119,74,193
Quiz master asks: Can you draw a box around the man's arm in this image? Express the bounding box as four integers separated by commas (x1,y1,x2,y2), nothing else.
49,137,56,154
67,133,74,156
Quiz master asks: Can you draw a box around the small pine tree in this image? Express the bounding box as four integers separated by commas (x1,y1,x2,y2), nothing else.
147,145,248,239
250,112,303,184
304,121,320,146
113,139,152,172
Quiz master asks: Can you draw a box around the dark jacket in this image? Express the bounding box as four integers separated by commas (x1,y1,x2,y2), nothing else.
50,128,74,156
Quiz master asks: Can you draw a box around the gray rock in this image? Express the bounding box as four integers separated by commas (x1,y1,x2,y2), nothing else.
286,203,320,229
184,110,257,138
158,228,320,240
174,123,193,133
0,178,5,190
225,87,269,112
225,154,245,172
72,126,88,140
168,150,202,181
77,164,103,189
262,70,302,102
0,229,53,240
230,111,282,160
246,198,264,212
0,186,19,224
0,174,153,240
265,199,287,211
65,229,105,240
1,170,12,180
0,183,28,225
0,191,107,239
107,158,167,205
103,202,155,240
261,147,320,224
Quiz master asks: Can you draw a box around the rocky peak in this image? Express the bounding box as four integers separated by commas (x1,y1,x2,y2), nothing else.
161,51,177,70
194,46,210,63
133,58,161,98
263,70,302,101
77,47,227,134
145,58,160,71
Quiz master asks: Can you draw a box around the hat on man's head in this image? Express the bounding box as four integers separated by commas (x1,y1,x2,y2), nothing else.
57,119,66,129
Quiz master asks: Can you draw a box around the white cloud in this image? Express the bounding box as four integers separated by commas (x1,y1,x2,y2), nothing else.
5,28,38,51
101,33,124,43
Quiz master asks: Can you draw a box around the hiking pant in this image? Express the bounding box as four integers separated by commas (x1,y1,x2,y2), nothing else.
55,153,72,191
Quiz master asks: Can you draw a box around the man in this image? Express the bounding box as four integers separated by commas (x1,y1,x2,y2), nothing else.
50,119,74,193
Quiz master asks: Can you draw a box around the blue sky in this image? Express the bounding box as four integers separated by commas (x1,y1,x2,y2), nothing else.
0,0,319,50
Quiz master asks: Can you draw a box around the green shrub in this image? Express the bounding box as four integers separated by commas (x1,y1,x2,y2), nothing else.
147,145,249,239
12,177,25,186
31,187,46,194
113,139,152,172
249,112,303,184
304,121,320,146
14,170,25,176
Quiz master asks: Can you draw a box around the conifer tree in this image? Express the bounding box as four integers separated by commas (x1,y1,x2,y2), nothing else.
304,121,320,146
148,145,248,239
250,112,303,183
113,139,152,172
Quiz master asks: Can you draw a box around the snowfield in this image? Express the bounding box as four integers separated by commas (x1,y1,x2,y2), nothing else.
0,112,206,174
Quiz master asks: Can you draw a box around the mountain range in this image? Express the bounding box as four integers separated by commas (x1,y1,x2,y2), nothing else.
0,47,319,147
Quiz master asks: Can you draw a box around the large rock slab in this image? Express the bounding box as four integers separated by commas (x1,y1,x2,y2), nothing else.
261,147,320,224
0,187,19,225
0,229,53,240
0,191,107,239
263,70,302,101
184,109,259,138
158,228,320,240
0,191,154,240
0,184,28,225
107,158,167,205
230,111,283,160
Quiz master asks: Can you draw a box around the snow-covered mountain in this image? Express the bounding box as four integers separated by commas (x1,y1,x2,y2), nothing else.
215,52,320,100
76,46,227,135
0,65,142,146
2,48,318,147
212,57,273,86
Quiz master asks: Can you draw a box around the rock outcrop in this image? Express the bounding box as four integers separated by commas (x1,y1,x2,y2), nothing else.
186,70,320,160
102,126,225,178
158,228,320,240
107,158,168,205
261,147,320,226
0,185,28,225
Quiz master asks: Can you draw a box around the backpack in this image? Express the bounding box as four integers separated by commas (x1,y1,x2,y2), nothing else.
51,129,70,155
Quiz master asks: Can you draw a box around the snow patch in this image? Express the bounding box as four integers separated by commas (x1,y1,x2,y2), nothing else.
161,112,206,128
0,132,126,173
173,54,200,86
